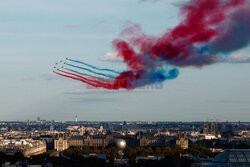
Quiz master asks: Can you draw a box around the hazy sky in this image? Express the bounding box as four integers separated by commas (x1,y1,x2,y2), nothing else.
0,0,249,121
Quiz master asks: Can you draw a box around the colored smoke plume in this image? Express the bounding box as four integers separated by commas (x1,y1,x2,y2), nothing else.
55,0,250,90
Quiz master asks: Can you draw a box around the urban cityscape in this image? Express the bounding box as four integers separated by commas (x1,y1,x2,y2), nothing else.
0,116,249,166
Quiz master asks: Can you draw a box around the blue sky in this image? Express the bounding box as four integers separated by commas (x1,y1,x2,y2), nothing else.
0,0,249,121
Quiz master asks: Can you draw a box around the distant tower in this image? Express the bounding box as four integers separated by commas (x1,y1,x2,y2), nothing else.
203,123,209,134
37,116,40,122
75,114,78,122
50,124,54,131
211,122,216,135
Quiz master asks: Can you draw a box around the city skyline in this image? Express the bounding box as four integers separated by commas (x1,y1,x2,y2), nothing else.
0,0,250,121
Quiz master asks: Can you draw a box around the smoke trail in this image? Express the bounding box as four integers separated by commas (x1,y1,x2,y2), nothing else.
56,70,117,89
210,7,250,53
55,0,250,90
58,69,105,85
54,71,102,88
109,0,250,88
113,0,250,68
67,58,121,74
63,67,104,80
65,63,117,79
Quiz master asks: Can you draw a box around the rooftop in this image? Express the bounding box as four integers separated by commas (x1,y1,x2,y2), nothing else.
214,149,250,163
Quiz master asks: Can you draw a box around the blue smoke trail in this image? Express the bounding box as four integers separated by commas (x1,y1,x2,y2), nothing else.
150,68,179,83
63,67,104,80
67,58,121,74
65,63,117,79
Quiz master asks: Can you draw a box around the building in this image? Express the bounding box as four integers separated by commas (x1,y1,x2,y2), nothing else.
199,149,250,167
22,141,47,157
66,134,114,148
176,133,188,149
203,123,209,134
54,134,69,151
139,136,157,147
79,126,85,135
83,135,113,147
176,138,188,149
137,135,166,147
0,139,47,158
68,136,84,147
210,122,216,135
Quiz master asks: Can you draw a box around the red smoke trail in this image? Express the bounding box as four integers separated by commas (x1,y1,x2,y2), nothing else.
58,69,101,84
57,70,113,89
56,69,139,90
54,71,102,88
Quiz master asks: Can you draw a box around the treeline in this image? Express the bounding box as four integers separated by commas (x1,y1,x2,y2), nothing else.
61,145,213,167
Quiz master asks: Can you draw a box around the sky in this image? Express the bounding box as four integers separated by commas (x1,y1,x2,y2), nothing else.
0,0,249,122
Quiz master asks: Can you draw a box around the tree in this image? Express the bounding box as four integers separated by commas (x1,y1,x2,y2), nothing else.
93,146,99,154
155,147,162,156
124,146,136,167
82,146,90,154
146,147,153,155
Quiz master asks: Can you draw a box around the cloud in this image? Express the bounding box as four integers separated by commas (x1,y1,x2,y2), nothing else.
99,52,123,62
222,54,250,63
42,72,58,80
